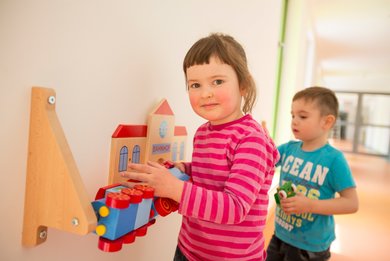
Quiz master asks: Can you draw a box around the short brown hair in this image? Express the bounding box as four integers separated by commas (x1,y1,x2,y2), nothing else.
293,86,339,118
183,33,256,114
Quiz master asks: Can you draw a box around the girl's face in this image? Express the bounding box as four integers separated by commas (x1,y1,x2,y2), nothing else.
291,98,330,149
186,56,243,125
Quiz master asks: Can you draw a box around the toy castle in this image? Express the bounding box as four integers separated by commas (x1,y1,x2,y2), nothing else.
108,99,187,184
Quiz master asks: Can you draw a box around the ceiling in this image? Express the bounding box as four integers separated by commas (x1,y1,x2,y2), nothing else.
307,0,390,92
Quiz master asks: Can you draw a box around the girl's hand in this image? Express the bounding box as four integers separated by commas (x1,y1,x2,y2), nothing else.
121,161,184,202
280,193,313,215
173,162,186,173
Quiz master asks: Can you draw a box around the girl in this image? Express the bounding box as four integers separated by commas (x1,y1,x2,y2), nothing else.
122,33,279,261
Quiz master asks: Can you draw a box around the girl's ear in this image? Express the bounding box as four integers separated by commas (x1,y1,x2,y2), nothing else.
239,85,246,97
323,114,336,130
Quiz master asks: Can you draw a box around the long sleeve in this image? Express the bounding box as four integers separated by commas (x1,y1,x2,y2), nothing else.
177,115,279,261
179,134,271,224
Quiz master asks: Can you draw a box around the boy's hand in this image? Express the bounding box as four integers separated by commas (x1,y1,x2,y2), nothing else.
280,193,313,215
121,161,184,202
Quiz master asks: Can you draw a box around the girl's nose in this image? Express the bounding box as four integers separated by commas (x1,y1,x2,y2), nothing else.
201,86,213,98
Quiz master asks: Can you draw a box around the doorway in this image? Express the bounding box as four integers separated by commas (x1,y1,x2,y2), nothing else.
332,91,390,160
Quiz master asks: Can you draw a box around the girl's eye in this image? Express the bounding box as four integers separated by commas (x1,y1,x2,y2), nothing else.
213,79,224,85
189,83,200,89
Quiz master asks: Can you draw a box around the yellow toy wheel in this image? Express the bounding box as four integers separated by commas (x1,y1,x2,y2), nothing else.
96,224,107,236
99,206,110,217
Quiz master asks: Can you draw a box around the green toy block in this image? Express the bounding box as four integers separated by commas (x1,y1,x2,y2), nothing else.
274,181,297,205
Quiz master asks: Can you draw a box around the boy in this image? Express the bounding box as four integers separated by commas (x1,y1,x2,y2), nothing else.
266,86,358,261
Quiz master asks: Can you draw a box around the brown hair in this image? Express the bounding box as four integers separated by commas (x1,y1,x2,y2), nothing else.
293,86,339,118
183,33,256,114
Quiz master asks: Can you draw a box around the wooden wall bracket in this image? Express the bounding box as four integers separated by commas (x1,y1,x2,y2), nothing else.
22,87,97,247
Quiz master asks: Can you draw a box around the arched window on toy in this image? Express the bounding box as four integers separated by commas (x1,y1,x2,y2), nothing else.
159,120,168,138
180,142,185,160
132,145,140,163
119,146,128,172
172,142,178,161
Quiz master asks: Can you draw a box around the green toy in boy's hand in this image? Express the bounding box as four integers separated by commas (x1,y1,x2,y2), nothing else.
274,181,297,205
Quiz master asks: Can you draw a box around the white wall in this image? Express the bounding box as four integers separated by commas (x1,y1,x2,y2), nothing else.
274,0,310,144
0,0,282,260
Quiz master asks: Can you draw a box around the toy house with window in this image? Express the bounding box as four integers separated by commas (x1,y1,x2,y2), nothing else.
108,99,187,184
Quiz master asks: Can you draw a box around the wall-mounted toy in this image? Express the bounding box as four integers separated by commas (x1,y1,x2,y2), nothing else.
108,99,187,185
92,163,189,252
22,88,188,250
95,98,188,251
274,181,297,205
22,87,96,247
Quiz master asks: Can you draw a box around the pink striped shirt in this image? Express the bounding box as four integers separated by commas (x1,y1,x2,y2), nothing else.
178,114,279,261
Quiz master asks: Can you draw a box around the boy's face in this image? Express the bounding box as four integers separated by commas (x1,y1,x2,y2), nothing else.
186,56,243,125
291,98,330,143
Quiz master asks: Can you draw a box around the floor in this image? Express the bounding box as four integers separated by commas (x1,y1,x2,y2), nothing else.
264,147,390,260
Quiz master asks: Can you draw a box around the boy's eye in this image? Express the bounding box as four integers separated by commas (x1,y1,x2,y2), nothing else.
213,79,224,85
291,114,307,119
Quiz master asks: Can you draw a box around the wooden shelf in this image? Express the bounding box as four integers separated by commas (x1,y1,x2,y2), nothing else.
22,87,97,247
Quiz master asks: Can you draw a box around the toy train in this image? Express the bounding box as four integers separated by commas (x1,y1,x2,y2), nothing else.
91,164,189,252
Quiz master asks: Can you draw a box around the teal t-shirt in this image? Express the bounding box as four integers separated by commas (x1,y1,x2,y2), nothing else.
274,141,356,252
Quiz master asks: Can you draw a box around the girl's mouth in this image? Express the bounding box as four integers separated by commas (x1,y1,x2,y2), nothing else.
202,103,218,109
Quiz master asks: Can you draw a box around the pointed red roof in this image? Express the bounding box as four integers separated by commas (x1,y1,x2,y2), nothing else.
154,99,174,115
